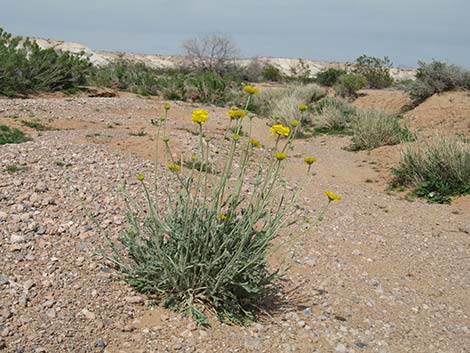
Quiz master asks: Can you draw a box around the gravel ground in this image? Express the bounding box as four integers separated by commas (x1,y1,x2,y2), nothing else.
0,95,469,353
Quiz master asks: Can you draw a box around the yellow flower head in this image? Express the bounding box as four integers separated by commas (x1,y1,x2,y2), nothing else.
298,104,308,112
304,157,317,165
290,119,299,127
233,133,240,141
191,109,209,124
324,190,341,201
219,213,227,220
167,164,181,172
227,109,246,119
164,103,171,111
274,151,287,161
243,85,260,95
137,174,145,181
270,124,290,137
191,155,197,161
249,138,260,148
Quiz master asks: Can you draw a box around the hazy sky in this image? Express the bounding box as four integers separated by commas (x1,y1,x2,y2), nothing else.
1,0,468,67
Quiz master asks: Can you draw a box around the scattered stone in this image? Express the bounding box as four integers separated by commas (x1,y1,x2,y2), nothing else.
81,308,96,320
335,343,347,353
355,342,367,348
124,296,144,304
23,280,35,291
9,234,26,244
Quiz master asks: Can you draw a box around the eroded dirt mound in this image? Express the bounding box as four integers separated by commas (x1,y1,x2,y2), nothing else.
405,91,470,136
353,89,411,115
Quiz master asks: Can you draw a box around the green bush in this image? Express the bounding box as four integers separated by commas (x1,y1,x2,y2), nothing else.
352,55,394,89
89,59,160,96
315,68,346,87
393,136,470,203
0,28,91,97
334,73,367,98
349,111,414,150
0,125,32,145
406,61,470,102
262,63,283,82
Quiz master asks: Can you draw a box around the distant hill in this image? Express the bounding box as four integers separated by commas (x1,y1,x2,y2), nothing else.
32,37,416,81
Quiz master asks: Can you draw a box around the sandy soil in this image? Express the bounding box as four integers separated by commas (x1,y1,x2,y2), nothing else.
0,91,469,353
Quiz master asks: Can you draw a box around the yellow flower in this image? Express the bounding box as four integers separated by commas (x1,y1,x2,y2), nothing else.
219,213,227,220
270,124,290,137
164,103,171,111
243,85,260,95
233,133,240,141
324,190,341,201
167,164,181,172
249,138,260,147
137,174,145,181
227,109,246,119
191,109,209,124
191,155,197,161
303,157,317,165
290,119,299,127
298,104,308,112
274,151,287,160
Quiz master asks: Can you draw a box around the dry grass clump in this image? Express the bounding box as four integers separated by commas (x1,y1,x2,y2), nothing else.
393,136,470,203
349,111,414,151
255,84,325,124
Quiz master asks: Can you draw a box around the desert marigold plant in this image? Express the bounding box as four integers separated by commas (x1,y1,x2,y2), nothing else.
105,86,339,325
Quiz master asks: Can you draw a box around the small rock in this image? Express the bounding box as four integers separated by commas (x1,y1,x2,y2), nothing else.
81,308,96,320
35,182,47,192
0,211,7,221
302,307,312,315
0,338,6,350
355,342,367,348
9,234,26,244
46,309,56,319
95,340,106,349
0,275,9,286
462,225,470,234
124,296,144,304
23,280,35,291
335,343,347,353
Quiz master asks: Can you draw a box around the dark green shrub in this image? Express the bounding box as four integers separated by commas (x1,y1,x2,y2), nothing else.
407,61,470,102
393,136,470,203
0,28,91,97
0,125,32,145
262,64,283,82
89,59,160,96
334,73,367,98
316,68,346,87
352,55,394,89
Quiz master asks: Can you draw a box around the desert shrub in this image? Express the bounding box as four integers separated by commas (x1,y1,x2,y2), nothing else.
407,61,470,102
316,68,346,87
334,73,367,98
393,136,470,203
313,97,356,134
0,125,32,145
243,58,264,82
351,55,394,89
286,59,315,84
103,94,340,324
185,71,239,106
0,28,91,97
349,111,414,150
255,84,326,125
262,63,283,82
89,59,160,96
